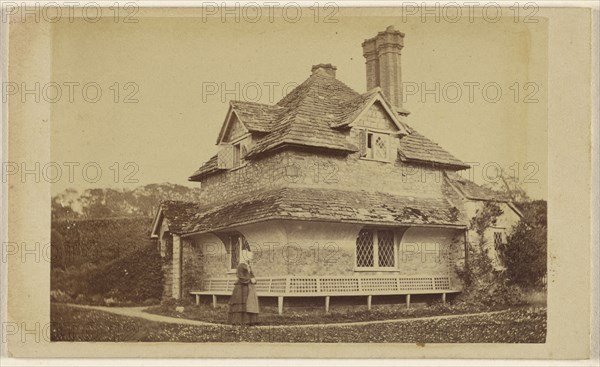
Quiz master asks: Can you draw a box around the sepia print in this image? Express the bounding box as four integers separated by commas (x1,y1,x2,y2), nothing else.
2,3,596,361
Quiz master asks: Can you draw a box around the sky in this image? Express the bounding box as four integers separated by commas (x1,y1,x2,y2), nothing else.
50,8,548,199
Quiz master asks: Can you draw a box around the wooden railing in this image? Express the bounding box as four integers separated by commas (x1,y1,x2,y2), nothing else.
191,275,460,314
197,275,458,296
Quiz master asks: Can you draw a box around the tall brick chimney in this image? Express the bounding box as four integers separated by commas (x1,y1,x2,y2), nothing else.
362,26,408,114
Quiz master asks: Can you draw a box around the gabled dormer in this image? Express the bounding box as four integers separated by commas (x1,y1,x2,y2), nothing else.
212,100,283,171
335,88,409,163
216,108,251,170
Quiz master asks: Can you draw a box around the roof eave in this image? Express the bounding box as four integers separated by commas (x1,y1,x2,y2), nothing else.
246,141,358,159
399,156,470,170
180,216,468,238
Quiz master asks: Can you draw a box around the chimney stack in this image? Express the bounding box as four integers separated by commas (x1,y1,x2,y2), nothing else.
362,26,407,114
311,63,337,78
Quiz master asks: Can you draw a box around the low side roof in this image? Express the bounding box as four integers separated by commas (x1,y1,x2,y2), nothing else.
164,187,467,236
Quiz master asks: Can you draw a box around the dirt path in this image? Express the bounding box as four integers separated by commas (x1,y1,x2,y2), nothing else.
63,303,511,329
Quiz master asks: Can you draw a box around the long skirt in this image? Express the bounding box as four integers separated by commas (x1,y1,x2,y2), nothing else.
228,283,259,325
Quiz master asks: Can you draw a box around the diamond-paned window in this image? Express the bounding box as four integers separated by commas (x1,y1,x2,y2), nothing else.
356,229,396,269
363,131,390,162
374,135,387,160
356,229,374,267
377,230,395,267
493,231,503,250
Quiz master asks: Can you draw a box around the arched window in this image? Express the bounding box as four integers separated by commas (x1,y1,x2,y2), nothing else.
227,233,250,270
356,228,396,269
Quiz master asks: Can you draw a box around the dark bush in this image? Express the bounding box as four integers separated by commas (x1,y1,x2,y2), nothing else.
502,200,547,289
51,217,163,305
82,243,163,303
51,217,154,269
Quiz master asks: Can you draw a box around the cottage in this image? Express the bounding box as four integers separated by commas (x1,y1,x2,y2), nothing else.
150,26,522,313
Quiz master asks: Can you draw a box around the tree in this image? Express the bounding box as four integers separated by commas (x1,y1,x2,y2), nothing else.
482,164,531,203
502,200,547,289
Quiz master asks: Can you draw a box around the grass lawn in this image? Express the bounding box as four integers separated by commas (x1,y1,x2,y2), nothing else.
51,303,546,343
145,300,514,326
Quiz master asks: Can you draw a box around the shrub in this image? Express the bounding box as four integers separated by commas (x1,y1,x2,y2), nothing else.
82,243,163,303
502,200,547,289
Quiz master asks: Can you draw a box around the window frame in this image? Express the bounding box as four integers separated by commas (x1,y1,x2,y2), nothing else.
228,234,241,271
227,233,250,272
230,134,249,169
493,231,503,250
355,228,398,271
360,128,392,163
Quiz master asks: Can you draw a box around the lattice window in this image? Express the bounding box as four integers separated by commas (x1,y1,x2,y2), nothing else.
374,135,388,160
362,131,390,162
378,230,395,267
494,231,503,250
356,229,396,269
356,229,374,267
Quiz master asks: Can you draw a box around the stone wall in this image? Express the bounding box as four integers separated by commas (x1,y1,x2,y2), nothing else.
172,235,182,298
198,101,444,207
463,200,521,270
198,146,444,208
181,238,205,297
184,220,464,289
162,261,173,299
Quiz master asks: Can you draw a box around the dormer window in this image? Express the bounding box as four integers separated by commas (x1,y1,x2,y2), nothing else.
232,141,247,168
217,135,249,170
360,129,390,162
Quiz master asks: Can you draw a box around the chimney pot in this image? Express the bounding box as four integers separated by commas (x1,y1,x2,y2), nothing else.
311,63,337,78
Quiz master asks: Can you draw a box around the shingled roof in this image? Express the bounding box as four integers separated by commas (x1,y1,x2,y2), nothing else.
157,187,466,236
444,171,511,202
151,200,203,237
228,100,284,133
190,68,467,180
246,70,362,157
398,128,470,169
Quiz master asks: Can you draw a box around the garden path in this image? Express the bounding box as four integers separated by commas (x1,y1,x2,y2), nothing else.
63,303,511,329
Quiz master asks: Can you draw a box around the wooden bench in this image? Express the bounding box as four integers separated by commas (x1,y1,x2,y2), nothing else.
190,275,461,314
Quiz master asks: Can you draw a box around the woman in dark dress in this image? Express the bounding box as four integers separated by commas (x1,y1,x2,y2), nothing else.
228,260,259,325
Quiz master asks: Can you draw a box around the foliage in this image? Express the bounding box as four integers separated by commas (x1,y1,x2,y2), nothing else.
51,183,203,220
454,201,533,308
51,217,162,305
482,164,531,203
51,217,153,269
83,243,164,303
460,201,503,288
502,200,547,289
